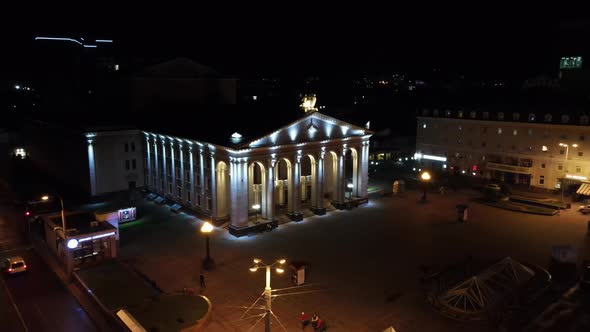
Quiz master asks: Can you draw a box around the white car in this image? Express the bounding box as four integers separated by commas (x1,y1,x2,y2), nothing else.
485,184,502,191
3,256,27,274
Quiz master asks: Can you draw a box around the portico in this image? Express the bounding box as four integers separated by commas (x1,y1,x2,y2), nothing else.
143,111,372,237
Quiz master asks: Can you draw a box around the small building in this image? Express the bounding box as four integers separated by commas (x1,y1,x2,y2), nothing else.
42,211,118,273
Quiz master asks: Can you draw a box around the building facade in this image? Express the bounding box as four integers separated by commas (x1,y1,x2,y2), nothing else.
416,108,590,190
89,112,370,236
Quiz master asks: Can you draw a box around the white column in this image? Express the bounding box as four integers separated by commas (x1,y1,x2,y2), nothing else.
312,149,326,214
161,138,167,194
230,157,249,228
170,141,176,197
288,151,303,220
359,141,370,197
248,164,254,212
335,145,346,203
153,139,159,192
87,137,97,196
264,157,276,220
145,135,152,189
189,145,195,207
178,142,184,200
209,151,217,218
199,149,206,209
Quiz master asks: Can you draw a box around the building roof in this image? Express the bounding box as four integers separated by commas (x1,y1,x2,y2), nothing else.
45,211,115,236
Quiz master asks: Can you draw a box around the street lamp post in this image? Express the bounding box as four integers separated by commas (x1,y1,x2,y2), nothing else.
250,258,286,332
347,183,354,199
200,221,214,270
558,143,579,203
420,171,431,202
42,194,76,273
252,204,261,222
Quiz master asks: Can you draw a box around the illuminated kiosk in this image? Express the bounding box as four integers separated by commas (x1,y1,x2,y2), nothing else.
141,111,372,237
42,211,118,274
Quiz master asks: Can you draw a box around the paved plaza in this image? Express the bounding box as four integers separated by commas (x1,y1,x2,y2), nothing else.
117,188,590,332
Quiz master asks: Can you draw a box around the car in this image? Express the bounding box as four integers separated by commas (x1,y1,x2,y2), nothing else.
579,205,590,214
3,256,27,274
485,184,502,191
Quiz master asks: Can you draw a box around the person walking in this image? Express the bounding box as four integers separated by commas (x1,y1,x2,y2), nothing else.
311,313,319,329
299,312,310,329
199,271,206,289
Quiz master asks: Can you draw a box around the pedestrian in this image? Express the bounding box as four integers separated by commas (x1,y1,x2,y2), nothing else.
299,311,310,329
199,271,206,289
311,313,319,329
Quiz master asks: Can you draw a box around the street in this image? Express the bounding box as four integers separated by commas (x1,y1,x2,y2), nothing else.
0,187,97,332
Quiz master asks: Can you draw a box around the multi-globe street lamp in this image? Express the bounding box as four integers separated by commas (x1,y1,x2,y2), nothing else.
249,258,286,332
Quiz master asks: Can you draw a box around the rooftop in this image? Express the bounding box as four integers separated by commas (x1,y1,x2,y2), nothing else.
46,211,115,236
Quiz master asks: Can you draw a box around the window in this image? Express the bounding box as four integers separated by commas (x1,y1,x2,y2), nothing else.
561,114,570,124
483,112,489,120
481,142,487,147
470,111,476,119
445,110,451,117
579,151,584,157
512,113,520,121
207,198,212,210
187,191,191,202
168,184,172,194
197,195,201,206
125,160,130,170
177,187,182,197
528,129,533,136
125,143,129,152
560,149,565,155
433,109,439,116
458,110,464,118
132,159,136,170
498,112,504,120
528,113,536,121
497,128,502,134
513,129,518,136
544,114,552,122
482,127,488,134
580,135,585,141
576,166,582,173
422,109,429,116
558,164,563,171
541,163,546,169
457,138,462,144
539,176,545,185
560,134,567,139
131,142,135,152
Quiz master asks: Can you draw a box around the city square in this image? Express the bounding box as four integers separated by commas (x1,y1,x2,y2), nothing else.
116,183,590,331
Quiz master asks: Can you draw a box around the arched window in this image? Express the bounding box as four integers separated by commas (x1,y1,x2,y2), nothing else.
469,111,476,119
497,112,504,120
561,114,570,124
528,113,536,122
580,115,589,125
544,114,552,122
512,113,520,121
457,110,464,118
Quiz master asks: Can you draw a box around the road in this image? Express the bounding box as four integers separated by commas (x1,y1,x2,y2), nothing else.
0,186,97,332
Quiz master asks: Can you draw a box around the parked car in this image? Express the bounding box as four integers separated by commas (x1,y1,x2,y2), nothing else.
485,184,502,191
579,205,590,214
3,256,27,274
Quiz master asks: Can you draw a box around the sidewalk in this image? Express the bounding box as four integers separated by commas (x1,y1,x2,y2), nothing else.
32,237,122,332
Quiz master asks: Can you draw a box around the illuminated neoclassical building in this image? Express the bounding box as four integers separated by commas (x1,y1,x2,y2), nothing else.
141,111,372,236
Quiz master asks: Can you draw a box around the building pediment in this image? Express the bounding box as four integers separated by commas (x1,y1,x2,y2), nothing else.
245,112,371,148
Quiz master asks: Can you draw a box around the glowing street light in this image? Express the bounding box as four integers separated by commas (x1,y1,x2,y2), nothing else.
42,194,68,248
558,143,580,203
420,171,431,203
200,221,215,270
252,204,261,222
249,258,287,332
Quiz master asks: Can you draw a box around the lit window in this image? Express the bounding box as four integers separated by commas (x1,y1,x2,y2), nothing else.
513,129,518,136
542,146,548,151
497,128,502,134
541,163,546,169
114,64,119,71
558,164,563,171
252,95,258,101
422,123,427,129
539,176,545,185
528,113,536,121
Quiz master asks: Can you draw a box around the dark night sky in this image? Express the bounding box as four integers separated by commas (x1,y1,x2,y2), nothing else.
4,5,590,80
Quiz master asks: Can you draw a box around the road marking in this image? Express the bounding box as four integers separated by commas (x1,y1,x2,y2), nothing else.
1,276,29,332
